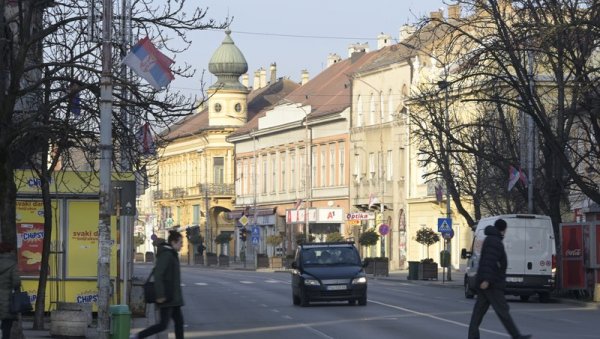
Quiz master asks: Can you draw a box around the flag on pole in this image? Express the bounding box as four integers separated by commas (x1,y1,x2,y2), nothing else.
136,122,155,155
368,193,379,209
519,169,528,187
122,37,175,90
294,199,303,210
508,165,520,191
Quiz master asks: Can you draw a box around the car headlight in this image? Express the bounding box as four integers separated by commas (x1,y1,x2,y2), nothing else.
304,279,320,286
352,276,367,284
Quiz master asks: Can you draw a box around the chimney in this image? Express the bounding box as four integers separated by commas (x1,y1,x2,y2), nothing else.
301,69,309,85
253,70,260,89
448,4,461,21
430,10,443,21
269,63,277,84
347,43,369,58
260,67,267,88
327,53,342,68
377,33,392,50
242,73,249,88
399,24,415,42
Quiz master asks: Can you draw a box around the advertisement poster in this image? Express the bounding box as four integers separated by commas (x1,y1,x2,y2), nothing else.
560,224,585,289
16,200,48,275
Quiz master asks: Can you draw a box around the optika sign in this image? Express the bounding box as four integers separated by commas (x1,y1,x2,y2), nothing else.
565,248,582,257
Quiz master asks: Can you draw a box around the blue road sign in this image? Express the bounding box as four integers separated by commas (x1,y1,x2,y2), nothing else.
437,218,453,233
251,236,259,245
251,225,260,244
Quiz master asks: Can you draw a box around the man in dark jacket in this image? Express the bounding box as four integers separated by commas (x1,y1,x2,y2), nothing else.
468,219,531,339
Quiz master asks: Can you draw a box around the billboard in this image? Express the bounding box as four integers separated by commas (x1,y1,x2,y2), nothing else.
560,224,585,289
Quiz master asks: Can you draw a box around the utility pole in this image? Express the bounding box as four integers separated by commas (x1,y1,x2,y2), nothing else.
97,0,114,337
438,79,452,282
304,110,311,243
252,132,258,268
527,48,536,213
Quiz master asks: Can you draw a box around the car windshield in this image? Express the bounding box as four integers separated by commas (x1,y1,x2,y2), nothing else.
302,247,360,266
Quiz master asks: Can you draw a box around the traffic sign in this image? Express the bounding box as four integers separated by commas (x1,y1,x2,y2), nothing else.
239,215,249,226
251,225,260,245
378,224,390,236
437,218,452,232
442,229,455,239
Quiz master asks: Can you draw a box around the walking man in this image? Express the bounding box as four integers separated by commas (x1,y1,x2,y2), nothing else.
468,219,531,339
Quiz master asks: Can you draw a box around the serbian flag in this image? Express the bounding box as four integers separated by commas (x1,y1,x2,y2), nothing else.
136,122,155,155
122,37,175,90
294,199,303,210
508,165,522,191
368,193,379,209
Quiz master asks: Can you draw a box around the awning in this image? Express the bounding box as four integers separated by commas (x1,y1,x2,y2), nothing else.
353,203,392,212
226,208,276,219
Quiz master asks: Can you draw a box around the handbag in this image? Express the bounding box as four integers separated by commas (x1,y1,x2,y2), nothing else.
143,269,156,304
10,288,33,313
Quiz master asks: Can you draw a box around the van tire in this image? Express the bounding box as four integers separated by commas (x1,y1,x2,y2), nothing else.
538,292,551,303
519,295,530,302
464,279,475,299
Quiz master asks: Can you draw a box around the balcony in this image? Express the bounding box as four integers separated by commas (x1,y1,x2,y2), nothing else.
199,183,235,197
171,187,186,198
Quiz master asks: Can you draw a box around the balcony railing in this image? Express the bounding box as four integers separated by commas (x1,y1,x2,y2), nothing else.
199,183,235,196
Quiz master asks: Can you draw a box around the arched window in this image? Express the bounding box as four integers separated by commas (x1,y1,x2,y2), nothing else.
356,95,363,127
369,93,376,125
387,89,394,122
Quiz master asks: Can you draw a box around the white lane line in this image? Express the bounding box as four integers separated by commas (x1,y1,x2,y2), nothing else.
302,324,335,339
240,280,254,284
194,282,208,286
259,304,268,308
271,309,280,313
265,279,280,283
369,299,509,337
282,315,292,319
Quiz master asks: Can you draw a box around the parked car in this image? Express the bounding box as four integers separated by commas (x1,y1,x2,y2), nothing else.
291,242,367,307
462,214,556,302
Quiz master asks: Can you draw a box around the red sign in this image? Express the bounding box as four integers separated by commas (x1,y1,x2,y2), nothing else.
561,224,585,289
17,223,44,275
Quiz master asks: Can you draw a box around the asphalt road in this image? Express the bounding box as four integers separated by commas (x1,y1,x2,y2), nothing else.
132,264,600,339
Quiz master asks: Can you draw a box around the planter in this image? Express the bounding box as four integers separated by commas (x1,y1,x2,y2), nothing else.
407,261,420,280
218,255,229,267
206,253,218,266
270,257,284,269
418,262,438,280
257,254,269,268
364,257,389,277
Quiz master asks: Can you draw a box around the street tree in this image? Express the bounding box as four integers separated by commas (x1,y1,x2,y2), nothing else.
0,0,229,332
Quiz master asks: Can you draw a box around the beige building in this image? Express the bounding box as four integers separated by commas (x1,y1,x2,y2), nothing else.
152,30,298,261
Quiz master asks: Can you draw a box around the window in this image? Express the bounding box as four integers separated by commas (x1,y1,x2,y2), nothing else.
369,152,376,178
329,145,335,186
321,148,326,186
339,143,345,185
356,95,363,127
235,103,242,112
354,153,361,182
214,103,222,112
262,157,268,194
213,157,224,184
369,94,376,125
312,146,317,188
387,150,393,181
250,158,255,194
290,151,296,191
388,89,394,122
280,152,286,192
271,155,277,193
236,162,242,194
380,92,384,123
192,205,200,225
299,149,305,191
378,151,383,180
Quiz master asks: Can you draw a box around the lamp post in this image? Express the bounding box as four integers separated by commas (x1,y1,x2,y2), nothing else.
301,107,311,243
437,79,452,282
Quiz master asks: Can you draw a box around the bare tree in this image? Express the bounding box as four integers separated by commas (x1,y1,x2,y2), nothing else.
0,0,229,331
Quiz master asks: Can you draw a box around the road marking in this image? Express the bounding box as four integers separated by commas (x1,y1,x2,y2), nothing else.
240,280,254,284
259,304,268,307
369,300,509,337
194,282,208,286
265,279,281,283
302,324,335,339
271,309,280,313
282,315,292,319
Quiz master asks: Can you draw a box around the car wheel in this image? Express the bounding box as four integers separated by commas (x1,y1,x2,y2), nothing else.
292,292,300,306
519,295,530,302
300,290,309,307
348,300,356,305
358,294,367,306
464,279,475,299
538,292,551,303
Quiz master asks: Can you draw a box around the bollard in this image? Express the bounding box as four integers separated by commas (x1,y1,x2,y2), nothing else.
594,284,600,303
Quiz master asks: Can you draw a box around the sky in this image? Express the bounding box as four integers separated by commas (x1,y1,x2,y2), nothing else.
162,0,448,99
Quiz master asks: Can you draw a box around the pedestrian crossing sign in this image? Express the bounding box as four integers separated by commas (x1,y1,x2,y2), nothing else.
437,218,452,233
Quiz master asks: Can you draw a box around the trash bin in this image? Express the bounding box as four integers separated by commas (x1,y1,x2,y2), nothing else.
408,261,420,280
440,250,450,268
109,305,131,339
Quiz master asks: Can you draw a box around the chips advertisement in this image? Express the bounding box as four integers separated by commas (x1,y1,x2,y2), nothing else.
16,200,52,275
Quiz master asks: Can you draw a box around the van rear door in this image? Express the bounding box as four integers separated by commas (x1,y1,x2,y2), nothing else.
504,217,527,280
524,217,553,276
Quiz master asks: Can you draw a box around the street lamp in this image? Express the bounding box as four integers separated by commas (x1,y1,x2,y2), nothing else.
437,79,452,282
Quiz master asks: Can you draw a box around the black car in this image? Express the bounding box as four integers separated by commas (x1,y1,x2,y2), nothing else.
291,242,367,306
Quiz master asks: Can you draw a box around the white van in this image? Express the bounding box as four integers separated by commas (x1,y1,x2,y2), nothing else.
461,214,556,302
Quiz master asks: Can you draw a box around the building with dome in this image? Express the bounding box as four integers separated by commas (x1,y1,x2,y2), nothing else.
150,30,299,262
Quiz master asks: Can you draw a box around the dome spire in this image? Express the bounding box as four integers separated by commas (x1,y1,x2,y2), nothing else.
208,29,248,91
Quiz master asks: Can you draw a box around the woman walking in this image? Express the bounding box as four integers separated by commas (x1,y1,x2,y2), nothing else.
131,230,184,339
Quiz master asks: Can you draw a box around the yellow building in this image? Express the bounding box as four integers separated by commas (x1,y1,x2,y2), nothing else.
153,30,298,261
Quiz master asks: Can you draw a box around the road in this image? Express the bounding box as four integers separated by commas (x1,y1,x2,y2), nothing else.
133,264,599,339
